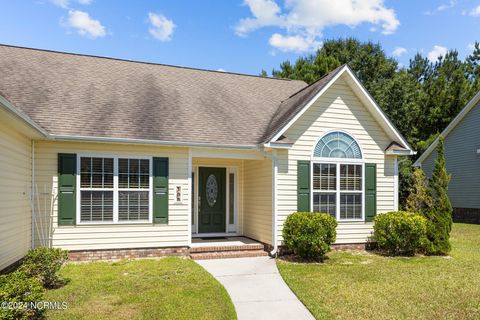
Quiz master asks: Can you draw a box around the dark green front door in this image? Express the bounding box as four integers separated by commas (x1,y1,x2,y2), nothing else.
199,167,226,233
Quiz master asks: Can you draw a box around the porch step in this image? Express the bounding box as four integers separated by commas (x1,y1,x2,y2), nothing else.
189,236,269,260
190,249,268,260
189,243,265,254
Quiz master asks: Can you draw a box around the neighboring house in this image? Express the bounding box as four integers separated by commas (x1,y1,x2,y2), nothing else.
414,91,480,224
0,45,414,270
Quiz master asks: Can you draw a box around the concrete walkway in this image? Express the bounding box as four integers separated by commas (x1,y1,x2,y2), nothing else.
197,256,314,320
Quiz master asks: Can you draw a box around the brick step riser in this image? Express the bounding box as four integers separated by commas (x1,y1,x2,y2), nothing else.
190,250,269,260
189,245,265,253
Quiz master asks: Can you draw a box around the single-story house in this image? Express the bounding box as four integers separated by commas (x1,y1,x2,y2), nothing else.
414,90,480,223
0,44,414,270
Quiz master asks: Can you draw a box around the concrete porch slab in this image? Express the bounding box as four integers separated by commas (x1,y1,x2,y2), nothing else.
190,236,260,248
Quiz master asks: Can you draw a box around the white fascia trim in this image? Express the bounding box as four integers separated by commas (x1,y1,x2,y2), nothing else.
269,66,346,143
50,134,259,150
414,90,480,166
0,95,49,137
263,142,293,149
344,67,412,151
386,150,417,156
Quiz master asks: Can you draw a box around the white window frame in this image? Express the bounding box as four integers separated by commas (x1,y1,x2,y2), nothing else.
311,130,365,222
311,160,365,222
76,154,153,225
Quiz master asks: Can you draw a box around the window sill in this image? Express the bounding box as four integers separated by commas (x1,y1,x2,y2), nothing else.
336,219,365,223
72,221,153,226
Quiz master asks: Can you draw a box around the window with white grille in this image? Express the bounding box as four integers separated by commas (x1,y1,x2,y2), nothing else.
118,159,150,221
78,156,151,224
312,132,364,221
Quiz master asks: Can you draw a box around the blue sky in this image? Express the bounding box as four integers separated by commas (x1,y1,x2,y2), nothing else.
1,0,479,75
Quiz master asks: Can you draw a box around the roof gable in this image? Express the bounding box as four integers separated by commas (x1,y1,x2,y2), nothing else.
264,65,413,152
414,90,480,166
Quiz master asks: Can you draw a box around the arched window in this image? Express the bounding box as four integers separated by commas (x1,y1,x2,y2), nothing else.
312,131,364,221
314,131,362,159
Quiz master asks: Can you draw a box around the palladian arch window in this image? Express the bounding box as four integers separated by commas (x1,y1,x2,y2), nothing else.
314,131,362,159
312,132,364,221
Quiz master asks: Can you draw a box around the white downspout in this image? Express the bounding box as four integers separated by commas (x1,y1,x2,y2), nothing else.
394,156,398,211
31,140,35,248
270,150,278,256
187,148,192,247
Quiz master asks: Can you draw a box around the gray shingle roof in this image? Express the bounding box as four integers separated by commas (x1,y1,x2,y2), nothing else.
261,65,345,143
0,45,322,146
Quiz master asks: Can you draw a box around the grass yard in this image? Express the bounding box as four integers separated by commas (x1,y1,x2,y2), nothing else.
277,223,480,320
44,257,236,320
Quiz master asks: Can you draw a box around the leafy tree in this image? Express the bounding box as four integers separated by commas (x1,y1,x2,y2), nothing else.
373,70,425,147
424,137,453,254
272,38,397,92
398,158,413,210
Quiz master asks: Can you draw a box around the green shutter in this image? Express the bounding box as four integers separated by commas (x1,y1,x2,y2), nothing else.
297,160,311,212
58,153,76,226
365,163,377,222
153,157,169,224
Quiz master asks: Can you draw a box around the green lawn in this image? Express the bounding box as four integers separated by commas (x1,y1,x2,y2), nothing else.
44,257,236,320
277,223,480,320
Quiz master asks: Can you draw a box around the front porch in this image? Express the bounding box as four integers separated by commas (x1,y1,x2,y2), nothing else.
190,153,274,252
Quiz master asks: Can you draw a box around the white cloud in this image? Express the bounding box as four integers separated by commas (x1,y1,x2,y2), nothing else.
148,13,175,42
467,5,480,16
217,68,226,72
65,10,106,38
269,33,321,53
392,46,407,57
427,45,448,62
235,0,284,36
425,0,456,15
51,0,92,8
235,0,399,53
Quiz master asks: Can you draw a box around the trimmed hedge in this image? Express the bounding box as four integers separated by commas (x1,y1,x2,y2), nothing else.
20,248,68,289
373,211,428,256
0,271,45,320
283,212,337,259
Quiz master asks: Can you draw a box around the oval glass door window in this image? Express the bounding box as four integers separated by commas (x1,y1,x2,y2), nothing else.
206,174,218,207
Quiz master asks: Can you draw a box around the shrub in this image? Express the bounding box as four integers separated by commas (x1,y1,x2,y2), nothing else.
283,212,337,259
0,271,45,320
405,167,433,213
19,247,68,288
425,136,453,255
422,209,452,255
373,211,428,256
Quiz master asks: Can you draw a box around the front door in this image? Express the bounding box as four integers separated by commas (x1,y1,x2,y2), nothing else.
199,167,226,233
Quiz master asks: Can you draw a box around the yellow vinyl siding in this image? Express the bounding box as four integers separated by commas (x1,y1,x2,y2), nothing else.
34,141,190,251
244,159,272,245
276,76,395,245
0,117,31,270
192,158,244,234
